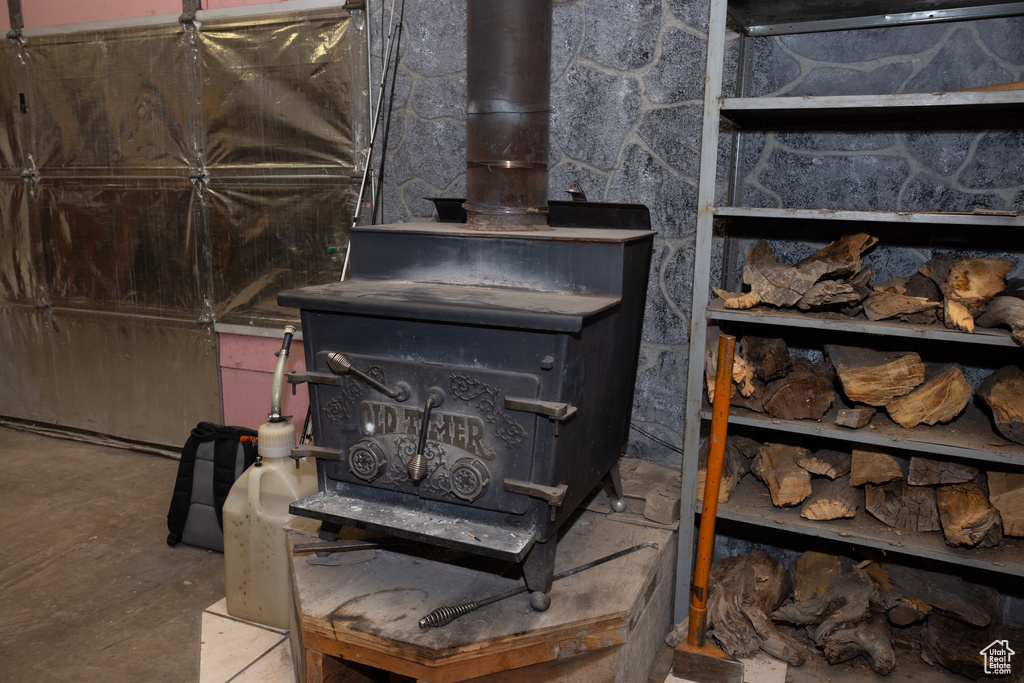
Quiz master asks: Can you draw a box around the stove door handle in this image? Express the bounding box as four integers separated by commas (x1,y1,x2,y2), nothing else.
504,396,577,421
325,352,410,402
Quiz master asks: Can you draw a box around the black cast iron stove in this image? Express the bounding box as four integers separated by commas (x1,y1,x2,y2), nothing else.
279,0,655,608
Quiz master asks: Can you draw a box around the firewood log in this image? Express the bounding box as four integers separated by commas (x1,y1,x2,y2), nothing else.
977,365,1024,446
742,240,815,307
794,232,878,282
862,291,941,321
901,272,943,324
753,443,812,507
885,364,971,429
850,445,904,486
988,469,1024,537
705,345,766,413
739,336,793,382
819,613,896,675
835,407,876,429
707,551,811,665
906,455,978,486
762,357,834,421
936,479,1003,548
712,287,761,310
864,481,940,532
976,296,1024,346
945,257,1012,317
797,280,864,310
873,276,909,294
800,476,862,521
792,550,844,603
888,564,998,627
944,297,975,333
771,570,873,642
696,437,750,504
824,344,924,407
797,448,851,479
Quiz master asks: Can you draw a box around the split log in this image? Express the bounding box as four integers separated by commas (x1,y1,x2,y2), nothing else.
797,280,864,310
797,448,851,479
705,346,756,402
792,550,844,603
706,551,811,665
835,407,876,429
753,443,812,507
819,613,896,675
739,336,792,382
945,257,1012,317
885,364,971,429
794,232,878,282
729,434,762,459
977,365,1024,445
850,445,904,486
936,479,1003,548
862,291,941,321
918,254,957,291
743,240,816,307
696,437,750,504
762,357,834,421
988,469,1024,536
886,598,930,626
771,570,873,642
888,564,997,627
824,344,924,407
864,481,940,532
906,455,978,486
944,297,975,333
712,287,761,310
976,296,1024,345
872,276,910,294
800,476,862,521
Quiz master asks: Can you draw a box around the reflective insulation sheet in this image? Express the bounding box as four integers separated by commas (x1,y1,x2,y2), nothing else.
25,24,192,173
208,178,356,325
199,9,361,171
0,304,221,446
0,41,26,170
0,181,36,302
36,179,200,316
1,6,365,446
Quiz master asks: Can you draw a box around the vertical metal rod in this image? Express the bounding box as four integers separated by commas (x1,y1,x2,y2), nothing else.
342,0,400,281
688,334,735,649
676,0,729,625
364,5,377,214
6,0,24,40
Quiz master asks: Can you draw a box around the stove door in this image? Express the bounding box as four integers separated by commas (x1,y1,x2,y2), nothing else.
313,353,542,515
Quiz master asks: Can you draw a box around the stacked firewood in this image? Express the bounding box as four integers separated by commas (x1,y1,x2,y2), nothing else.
714,234,1024,345
697,549,1024,678
702,329,1024,550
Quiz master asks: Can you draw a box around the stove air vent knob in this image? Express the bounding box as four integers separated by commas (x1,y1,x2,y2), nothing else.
450,458,490,502
348,439,388,482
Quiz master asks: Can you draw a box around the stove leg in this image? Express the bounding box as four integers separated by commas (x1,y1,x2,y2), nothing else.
603,463,628,513
523,539,555,611
317,521,343,542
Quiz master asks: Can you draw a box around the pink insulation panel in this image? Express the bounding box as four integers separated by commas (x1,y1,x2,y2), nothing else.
218,333,309,441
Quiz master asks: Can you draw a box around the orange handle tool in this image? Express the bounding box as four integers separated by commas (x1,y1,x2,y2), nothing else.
688,334,736,649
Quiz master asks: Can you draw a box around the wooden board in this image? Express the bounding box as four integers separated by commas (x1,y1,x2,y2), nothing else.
290,511,674,683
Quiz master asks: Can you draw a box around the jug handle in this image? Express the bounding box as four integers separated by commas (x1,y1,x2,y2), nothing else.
247,465,264,516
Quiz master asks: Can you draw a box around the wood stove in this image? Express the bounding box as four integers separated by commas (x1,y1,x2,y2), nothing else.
279,0,655,608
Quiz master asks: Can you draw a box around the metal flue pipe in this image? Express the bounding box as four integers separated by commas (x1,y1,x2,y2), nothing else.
464,0,552,230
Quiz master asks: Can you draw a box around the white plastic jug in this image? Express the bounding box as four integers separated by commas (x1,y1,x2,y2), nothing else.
223,419,317,629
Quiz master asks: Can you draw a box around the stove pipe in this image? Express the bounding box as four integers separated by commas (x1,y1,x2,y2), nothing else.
464,0,552,230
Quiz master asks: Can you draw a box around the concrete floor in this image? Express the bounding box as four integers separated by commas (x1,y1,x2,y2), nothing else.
0,426,224,682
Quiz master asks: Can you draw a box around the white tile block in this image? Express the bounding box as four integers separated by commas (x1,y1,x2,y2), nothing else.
199,612,286,683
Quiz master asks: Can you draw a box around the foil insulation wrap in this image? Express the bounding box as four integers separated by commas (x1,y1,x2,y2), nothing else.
0,7,365,445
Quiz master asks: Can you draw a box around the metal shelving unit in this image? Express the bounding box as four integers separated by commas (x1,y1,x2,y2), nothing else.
675,0,1024,622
